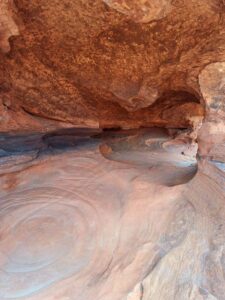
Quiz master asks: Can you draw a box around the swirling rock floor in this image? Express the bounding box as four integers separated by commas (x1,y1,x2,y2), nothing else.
0,128,224,300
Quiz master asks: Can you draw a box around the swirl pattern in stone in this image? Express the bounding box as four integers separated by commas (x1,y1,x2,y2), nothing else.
0,125,224,299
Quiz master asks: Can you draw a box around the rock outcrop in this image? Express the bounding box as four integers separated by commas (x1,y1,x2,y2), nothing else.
0,1,225,300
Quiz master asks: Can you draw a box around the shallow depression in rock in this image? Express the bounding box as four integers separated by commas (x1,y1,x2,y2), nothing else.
99,128,198,186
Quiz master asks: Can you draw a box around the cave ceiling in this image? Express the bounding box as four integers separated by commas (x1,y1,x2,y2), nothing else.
0,0,224,131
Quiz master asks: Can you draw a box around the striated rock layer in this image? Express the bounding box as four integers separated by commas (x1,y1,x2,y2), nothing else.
0,61,224,299
0,128,199,300
0,0,225,299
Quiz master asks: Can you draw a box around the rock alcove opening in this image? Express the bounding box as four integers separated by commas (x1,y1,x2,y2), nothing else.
0,88,205,186
99,89,205,186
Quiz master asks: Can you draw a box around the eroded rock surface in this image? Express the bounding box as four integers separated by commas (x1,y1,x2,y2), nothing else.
0,112,224,299
1,0,224,130
103,0,173,23
0,129,197,300
0,0,19,53
0,0,225,299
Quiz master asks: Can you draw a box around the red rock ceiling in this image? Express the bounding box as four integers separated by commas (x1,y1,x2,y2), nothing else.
1,0,224,132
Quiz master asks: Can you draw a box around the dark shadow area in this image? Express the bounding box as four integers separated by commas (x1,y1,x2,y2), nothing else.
154,90,201,107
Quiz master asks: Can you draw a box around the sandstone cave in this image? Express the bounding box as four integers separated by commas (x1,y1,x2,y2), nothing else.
0,0,225,299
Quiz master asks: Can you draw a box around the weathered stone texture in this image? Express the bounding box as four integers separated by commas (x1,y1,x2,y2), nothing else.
1,0,224,130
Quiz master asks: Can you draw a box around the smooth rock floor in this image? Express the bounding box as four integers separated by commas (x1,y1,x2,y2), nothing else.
0,128,224,300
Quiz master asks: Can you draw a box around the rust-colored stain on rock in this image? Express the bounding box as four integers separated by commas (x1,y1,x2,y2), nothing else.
1,0,224,131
